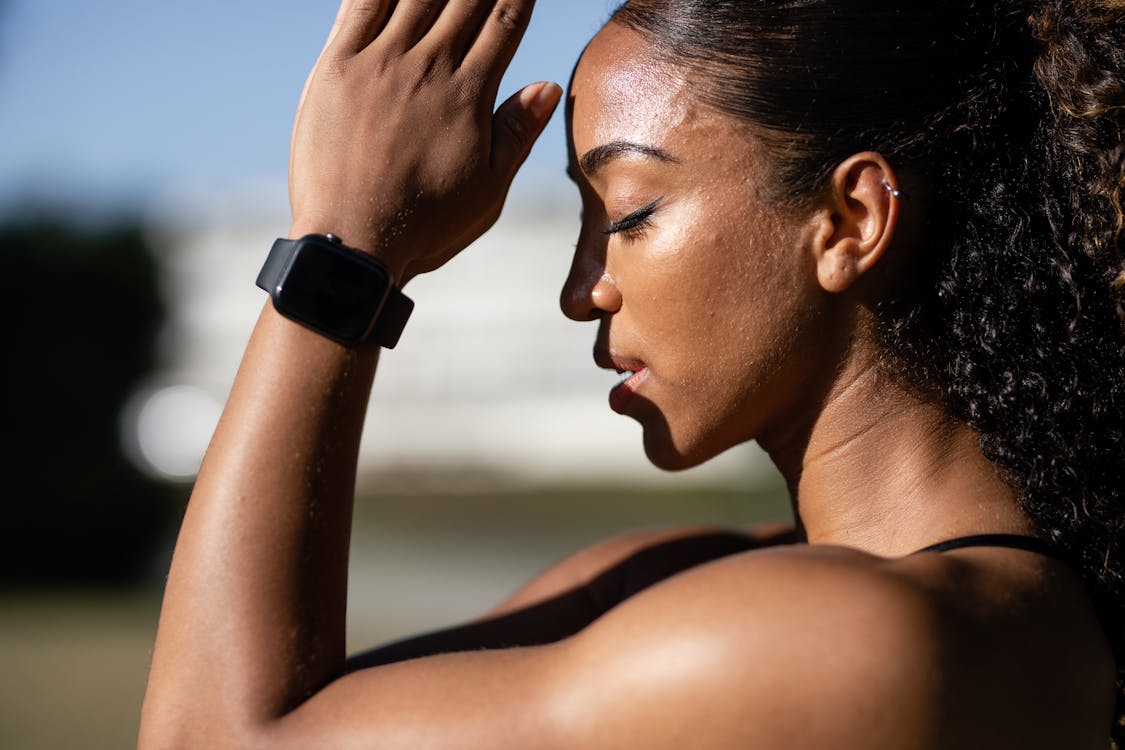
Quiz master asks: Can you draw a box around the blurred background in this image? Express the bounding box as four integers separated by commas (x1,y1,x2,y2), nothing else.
0,1,790,747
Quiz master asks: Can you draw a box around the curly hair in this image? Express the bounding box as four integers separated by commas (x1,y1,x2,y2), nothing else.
612,0,1125,742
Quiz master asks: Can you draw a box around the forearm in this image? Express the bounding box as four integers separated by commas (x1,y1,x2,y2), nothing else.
141,300,379,743
141,0,554,743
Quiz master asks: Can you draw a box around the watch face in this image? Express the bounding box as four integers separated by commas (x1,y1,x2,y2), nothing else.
274,241,388,344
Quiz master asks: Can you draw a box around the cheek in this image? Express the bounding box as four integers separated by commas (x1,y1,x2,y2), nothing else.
644,219,768,355
621,209,740,336
638,215,817,464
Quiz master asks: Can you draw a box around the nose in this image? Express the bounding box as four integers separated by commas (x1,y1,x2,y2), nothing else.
560,226,621,321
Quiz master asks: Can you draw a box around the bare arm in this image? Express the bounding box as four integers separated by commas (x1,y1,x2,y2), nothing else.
141,306,376,732
140,0,560,744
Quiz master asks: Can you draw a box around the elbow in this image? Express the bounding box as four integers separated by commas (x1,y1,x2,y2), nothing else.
138,705,266,750
137,717,193,750
138,715,212,750
139,726,264,750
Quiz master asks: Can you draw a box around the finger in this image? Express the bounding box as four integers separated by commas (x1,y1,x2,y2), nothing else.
325,0,357,49
332,0,395,53
491,81,562,179
423,0,493,61
378,0,447,52
462,0,534,77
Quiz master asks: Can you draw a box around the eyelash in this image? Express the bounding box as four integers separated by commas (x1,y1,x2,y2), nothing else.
603,199,661,241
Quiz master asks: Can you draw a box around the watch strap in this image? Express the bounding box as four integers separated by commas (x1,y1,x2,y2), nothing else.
371,284,414,349
255,238,292,296
256,235,413,349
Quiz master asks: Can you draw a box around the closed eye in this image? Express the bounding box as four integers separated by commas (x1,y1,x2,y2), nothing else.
603,198,662,240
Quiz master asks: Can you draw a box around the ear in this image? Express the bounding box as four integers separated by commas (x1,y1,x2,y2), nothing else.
810,153,902,294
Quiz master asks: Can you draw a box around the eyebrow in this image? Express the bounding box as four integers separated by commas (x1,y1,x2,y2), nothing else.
578,141,679,177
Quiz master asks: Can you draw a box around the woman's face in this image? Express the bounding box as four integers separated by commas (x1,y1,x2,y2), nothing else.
562,23,835,470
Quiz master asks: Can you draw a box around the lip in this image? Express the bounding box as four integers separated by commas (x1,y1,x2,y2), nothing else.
594,346,649,414
594,347,645,373
609,367,650,413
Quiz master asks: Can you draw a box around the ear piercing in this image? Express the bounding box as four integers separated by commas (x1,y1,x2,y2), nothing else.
882,179,906,200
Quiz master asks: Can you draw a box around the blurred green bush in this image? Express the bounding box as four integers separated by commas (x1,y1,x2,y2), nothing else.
0,220,181,585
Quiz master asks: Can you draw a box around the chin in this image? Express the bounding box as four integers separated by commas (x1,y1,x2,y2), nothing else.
641,428,724,472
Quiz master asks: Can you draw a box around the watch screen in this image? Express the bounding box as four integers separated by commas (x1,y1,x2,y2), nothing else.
275,242,388,344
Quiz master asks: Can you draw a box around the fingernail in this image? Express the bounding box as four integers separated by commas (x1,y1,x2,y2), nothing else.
528,82,563,120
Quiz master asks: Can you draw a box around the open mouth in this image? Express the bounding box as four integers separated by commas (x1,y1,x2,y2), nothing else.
594,348,649,413
609,365,649,413
615,366,638,384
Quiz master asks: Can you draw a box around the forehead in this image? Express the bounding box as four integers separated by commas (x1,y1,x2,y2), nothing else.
566,22,760,179
567,23,694,158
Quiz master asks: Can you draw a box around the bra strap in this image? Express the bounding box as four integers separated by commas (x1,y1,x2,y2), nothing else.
913,533,1065,561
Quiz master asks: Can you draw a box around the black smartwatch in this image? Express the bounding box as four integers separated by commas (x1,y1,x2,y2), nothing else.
255,234,413,348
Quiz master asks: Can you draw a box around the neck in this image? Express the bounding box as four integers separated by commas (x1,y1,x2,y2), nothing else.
760,357,1032,557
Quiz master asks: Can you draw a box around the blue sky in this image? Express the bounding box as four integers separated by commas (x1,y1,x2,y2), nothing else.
0,0,616,219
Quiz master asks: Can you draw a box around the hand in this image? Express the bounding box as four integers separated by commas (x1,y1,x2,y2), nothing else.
289,0,561,284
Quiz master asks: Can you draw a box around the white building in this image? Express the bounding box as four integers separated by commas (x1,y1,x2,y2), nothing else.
124,181,774,489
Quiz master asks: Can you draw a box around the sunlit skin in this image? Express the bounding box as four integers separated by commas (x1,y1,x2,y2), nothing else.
561,34,835,472
139,3,1116,749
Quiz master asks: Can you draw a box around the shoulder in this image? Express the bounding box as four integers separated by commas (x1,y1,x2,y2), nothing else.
269,543,1108,749
585,542,944,653
549,545,947,748
551,543,1116,749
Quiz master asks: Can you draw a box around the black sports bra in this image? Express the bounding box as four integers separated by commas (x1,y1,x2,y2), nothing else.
913,533,1068,562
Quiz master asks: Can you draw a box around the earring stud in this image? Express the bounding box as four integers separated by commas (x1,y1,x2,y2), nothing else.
882,180,905,200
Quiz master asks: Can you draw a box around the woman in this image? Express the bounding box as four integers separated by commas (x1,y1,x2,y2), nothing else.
139,0,1125,747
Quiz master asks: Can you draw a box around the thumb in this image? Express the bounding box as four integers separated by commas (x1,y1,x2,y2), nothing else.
491,82,563,179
